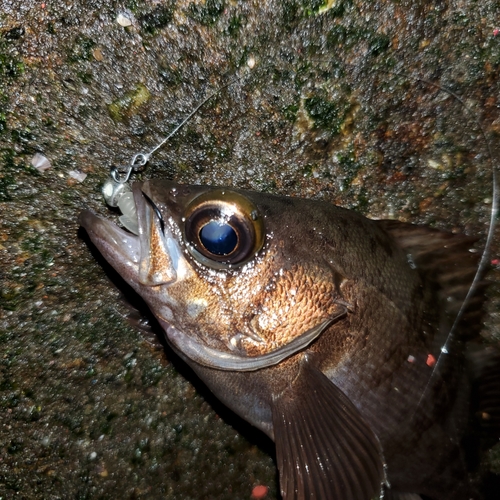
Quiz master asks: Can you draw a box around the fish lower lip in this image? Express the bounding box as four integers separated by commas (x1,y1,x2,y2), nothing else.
79,210,140,266
157,316,338,372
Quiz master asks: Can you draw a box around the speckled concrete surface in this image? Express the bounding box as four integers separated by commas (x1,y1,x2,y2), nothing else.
1,1,500,499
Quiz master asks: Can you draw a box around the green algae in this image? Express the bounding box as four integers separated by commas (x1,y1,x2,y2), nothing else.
0,149,17,202
283,0,346,25
0,50,24,79
302,0,328,16
0,89,9,135
188,0,226,26
304,95,349,133
368,34,391,56
336,146,362,189
283,103,300,122
67,34,96,63
226,14,244,37
139,3,175,34
108,84,152,122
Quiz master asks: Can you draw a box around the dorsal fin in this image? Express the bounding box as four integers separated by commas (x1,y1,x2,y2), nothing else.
377,220,488,340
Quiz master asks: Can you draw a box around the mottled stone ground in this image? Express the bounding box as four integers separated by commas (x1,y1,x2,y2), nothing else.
1,1,499,498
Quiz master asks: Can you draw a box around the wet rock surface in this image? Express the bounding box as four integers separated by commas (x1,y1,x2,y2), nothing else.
1,0,500,498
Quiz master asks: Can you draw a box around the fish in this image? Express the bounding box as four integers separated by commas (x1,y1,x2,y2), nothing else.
79,178,500,499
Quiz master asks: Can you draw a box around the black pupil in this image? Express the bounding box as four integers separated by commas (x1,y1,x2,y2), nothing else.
199,220,237,256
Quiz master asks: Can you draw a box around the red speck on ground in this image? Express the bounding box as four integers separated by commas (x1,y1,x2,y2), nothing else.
251,484,269,499
493,28,499,36
426,354,436,367
491,258,500,265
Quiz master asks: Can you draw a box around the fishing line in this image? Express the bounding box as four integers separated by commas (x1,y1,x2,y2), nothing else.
102,73,247,208
310,57,499,417
305,57,498,417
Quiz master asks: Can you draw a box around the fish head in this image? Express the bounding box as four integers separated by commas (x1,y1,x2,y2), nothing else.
79,180,351,371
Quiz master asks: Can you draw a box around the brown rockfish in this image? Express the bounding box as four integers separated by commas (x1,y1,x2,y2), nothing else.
79,180,498,500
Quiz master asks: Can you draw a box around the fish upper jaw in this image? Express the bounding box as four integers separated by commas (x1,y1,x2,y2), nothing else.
133,182,188,286
79,183,192,290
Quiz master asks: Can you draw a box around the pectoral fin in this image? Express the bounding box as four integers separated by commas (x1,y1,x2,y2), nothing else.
272,356,385,500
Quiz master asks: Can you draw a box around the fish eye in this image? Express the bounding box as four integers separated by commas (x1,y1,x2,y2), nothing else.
183,190,265,269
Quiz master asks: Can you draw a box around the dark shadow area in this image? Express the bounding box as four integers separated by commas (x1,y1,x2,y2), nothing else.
481,472,500,500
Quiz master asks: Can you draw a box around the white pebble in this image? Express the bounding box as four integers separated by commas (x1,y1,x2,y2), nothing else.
68,170,87,182
117,13,132,27
31,153,51,171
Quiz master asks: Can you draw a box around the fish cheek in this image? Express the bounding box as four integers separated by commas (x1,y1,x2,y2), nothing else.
156,275,231,335
246,263,348,351
157,268,268,351
165,252,283,349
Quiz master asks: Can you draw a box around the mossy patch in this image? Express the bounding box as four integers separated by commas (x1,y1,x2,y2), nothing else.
0,110,6,134
157,63,182,87
283,103,300,122
369,34,391,57
108,84,151,122
282,0,345,26
67,35,96,63
302,0,328,17
0,34,25,80
304,95,349,133
139,3,175,34
188,0,225,26
0,52,24,78
226,14,243,37
0,149,17,202
77,71,93,84
336,147,362,190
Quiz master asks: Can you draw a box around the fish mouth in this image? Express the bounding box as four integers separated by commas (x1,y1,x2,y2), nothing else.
79,183,184,288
